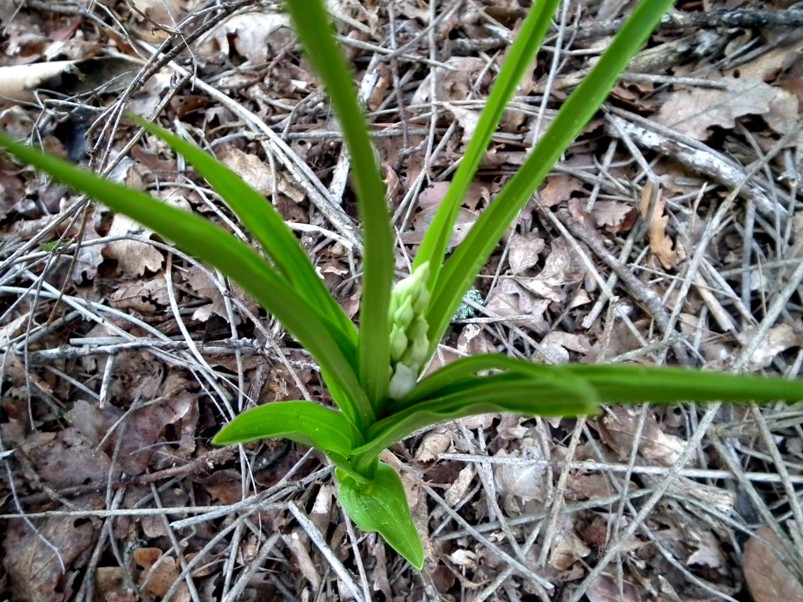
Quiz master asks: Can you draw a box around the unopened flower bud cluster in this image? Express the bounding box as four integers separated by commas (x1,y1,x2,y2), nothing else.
388,262,430,400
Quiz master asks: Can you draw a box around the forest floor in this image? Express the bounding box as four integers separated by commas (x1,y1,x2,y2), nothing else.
1,1,802,601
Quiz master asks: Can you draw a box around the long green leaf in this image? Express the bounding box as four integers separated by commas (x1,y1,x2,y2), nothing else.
364,357,803,458
399,353,555,408
413,0,560,286
403,354,803,409
336,462,425,569
284,0,394,405
354,375,600,458
426,0,675,347
555,364,803,406
212,400,363,457
0,133,373,431
131,116,358,347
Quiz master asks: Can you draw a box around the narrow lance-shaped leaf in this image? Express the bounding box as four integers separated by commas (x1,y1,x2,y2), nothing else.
213,400,363,459
284,0,394,406
354,374,600,459
0,133,373,431
363,354,803,458
553,363,803,406
131,116,358,347
413,0,560,288
426,0,675,348
399,353,558,407
336,462,425,569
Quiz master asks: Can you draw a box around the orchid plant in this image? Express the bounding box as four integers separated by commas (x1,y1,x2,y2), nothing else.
1,0,801,568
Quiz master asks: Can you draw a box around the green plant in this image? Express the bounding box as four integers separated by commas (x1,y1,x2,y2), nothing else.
1,0,801,569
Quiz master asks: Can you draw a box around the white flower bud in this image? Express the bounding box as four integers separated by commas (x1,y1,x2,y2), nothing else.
388,363,416,400
387,262,433,401
390,324,408,362
393,297,414,329
401,332,428,369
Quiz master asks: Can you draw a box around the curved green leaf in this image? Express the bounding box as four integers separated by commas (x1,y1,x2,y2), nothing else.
362,355,803,458
0,133,372,431
354,374,600,458
426,0,675,349
131,115,358,347
400,353,554,407
336,462,424,569
413,0,560,288
284,0,394,405
212,400,363,459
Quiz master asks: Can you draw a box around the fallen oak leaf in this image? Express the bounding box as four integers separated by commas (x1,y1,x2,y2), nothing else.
639,181,677,269
655,75,776,140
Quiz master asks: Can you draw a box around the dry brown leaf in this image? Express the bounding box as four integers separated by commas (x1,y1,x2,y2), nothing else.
508,231,545,275
108,278,170,313
485,278,550,333
129,0,203,43
565,472,614,501
3,516,97,602
540,331,592,364
449,549,478,569
592,200,638,234
639,182,677,269
70,375,198,475
103,214,164,276
444,102,481,143
744,526,803,602
655,76,777,140
600,406,685,466
283,531,321,590
198,469,245,505
133,547,189,601
410,57,489,105
196,11,292,64
183,265,230,322
309,484,333,535
493,449,547,507
539,174,585,208
71,216,105,284
686,530,726,569
518,237,586,303
737,323,800,370
417,181,450,209
370,537,393,601
444,464,476,507
402,204,477,248
586,574,642,602
21,427,112,489
414,429,452,462
548,515,591,571
94,567,135,602
456,324,496,356
217,144,274,196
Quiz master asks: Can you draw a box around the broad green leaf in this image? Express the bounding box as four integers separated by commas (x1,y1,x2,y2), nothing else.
212,400,363,460
131,116,358,347
413,0,560,290
284,0,394,405
0,133,372,431
336,461,425,569
354,374,600,458
426,0,675,348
